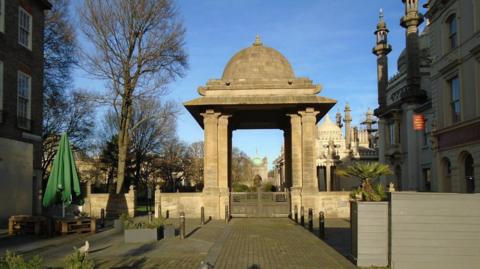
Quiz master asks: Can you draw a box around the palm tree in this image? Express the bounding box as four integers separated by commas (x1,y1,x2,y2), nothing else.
337,162,392,201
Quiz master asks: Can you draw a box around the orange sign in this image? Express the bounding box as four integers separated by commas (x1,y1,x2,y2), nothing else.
413,114,425,131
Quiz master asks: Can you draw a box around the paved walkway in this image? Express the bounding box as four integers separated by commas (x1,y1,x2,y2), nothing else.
0,218,355,268
211,218,355,269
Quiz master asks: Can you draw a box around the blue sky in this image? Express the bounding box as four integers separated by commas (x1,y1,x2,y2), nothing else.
72,1,427,169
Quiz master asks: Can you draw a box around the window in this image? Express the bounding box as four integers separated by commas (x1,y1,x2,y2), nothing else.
447,14,457,49
449,76,461,123
18,7,32,49
0,0,4,33
17,71,31,130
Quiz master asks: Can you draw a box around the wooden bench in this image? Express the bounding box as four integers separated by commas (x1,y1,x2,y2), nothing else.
8,215,47,235
56,218,96,235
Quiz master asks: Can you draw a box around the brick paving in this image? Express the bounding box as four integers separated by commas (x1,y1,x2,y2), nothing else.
213,218,356,269
0,218,355,268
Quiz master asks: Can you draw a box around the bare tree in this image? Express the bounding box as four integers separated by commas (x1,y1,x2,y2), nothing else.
183,141,204,190
231,148,254,185
100,98,179,191
42,0,95,181
79,0,188,193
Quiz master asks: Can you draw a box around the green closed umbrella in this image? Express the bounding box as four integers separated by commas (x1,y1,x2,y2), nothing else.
42,133,81,217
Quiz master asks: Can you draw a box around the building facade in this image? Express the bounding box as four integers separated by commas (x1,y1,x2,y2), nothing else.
274,105,379,191
427,0,480,193
375,0,479,193
0,0,51,223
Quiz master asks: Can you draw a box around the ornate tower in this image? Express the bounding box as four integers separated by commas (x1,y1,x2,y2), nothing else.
400,0,426,102
373,8,392,115
344,103,352,149
335,110,343,129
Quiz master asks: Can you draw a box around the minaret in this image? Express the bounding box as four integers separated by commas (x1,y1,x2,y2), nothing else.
335,110,343,129
361,108,378,149
344,103,352,149
373,8,392,115
400,0,425,102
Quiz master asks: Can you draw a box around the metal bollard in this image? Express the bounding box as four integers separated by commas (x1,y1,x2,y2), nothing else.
180,212,185,239
100,209,105,228
148,211,153,223
201,207,205,225
300,206,305,226
294,205,298,223
225,205,229,223
308,208,313,231
166,210,169,219
319,211,325,239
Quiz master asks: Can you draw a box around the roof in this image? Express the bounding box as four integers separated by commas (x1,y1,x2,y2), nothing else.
222,35,294,81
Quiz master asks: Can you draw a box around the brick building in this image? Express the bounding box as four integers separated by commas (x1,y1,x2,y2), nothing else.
0,0,51,223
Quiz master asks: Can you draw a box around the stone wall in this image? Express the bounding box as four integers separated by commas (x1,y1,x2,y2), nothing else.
84,186,136,218
0,138,33,224
155,191,204,219
292,191,351,219
389,192,480,269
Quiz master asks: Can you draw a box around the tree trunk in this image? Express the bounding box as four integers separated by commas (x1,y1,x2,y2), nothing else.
116,90,133,194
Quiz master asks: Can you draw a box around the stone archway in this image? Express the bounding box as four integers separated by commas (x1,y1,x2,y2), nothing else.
184,37,336,219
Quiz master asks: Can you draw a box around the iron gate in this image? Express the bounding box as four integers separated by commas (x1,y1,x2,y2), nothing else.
230,191,290,217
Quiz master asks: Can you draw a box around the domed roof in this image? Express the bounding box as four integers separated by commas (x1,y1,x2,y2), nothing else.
222,36,295,81
252,157,263,166
317,114,343,140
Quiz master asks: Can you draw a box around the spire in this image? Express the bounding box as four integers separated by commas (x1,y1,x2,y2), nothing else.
344,104,352,149
335,110,343,128
401,0,426,103
253,34,263,46
373,8,392,114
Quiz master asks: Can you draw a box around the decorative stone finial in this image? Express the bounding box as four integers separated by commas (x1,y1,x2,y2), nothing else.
345,102,351,111
253,34,263,46
389,182,396,192
379,8,384,22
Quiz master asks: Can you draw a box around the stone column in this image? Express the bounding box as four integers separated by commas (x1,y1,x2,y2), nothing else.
299,108,320,192
228,129,233,190
288,114,303,190
217,115,230,191
284,127,292,188
377,119,387,185
404,104,420,190
325,164,331,192
450,166,460,193
474,163,480,193
201,110,221,192
154,185,161,218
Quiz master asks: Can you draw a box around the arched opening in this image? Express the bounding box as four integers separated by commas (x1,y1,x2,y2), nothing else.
395,165,402,191
461,153,475,193
442,157,452,192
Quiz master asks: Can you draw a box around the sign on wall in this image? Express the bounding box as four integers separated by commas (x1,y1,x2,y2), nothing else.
413,114,425,131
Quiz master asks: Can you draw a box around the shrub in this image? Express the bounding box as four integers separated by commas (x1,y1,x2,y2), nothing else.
261,183,276,192
232,182,250,192
337,162,391,202
64,250,94,269
0,250,42,269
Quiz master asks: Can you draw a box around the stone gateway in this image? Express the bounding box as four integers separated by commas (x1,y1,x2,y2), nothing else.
183,36,337,219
